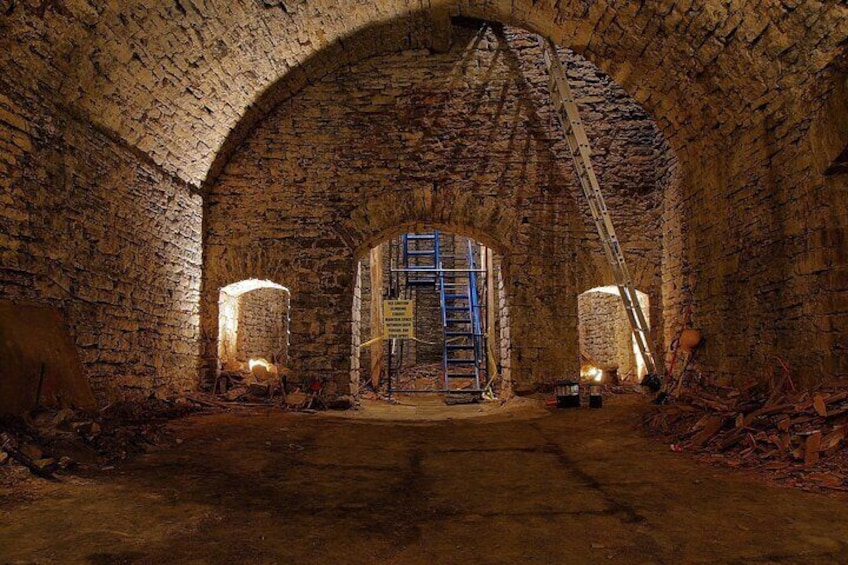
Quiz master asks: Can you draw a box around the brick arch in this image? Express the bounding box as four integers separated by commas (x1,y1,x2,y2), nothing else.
179,3,848,391
217,279,291,368
809,47,848,176
202,21,679,393
352,223,514,394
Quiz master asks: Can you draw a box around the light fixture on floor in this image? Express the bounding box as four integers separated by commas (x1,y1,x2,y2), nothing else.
589,383,603,408
555,380,580,408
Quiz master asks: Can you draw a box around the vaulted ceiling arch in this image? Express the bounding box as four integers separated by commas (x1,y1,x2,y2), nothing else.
1,0,845,186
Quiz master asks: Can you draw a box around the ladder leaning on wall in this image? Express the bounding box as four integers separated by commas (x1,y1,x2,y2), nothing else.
537,36,664,382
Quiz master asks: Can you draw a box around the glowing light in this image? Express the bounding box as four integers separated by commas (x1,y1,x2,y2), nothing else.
584,285,621,296
249,358,272,371
581,285,650,381
581,364,603,382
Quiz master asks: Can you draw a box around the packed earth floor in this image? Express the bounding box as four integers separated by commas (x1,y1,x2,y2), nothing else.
2,395,848,564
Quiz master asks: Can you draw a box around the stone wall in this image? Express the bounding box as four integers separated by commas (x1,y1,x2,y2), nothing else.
204,24,669,393
496,258,512,391
236,288,289,363
578,291,631,375
2,1,845,397
659,50,848,386
0,86,203,401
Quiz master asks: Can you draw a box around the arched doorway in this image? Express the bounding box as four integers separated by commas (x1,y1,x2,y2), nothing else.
351,229,512,397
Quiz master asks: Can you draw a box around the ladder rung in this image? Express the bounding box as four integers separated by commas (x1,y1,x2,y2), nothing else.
447,359,477,365
405,234,435,240
446,373,478,379
446,344,475,350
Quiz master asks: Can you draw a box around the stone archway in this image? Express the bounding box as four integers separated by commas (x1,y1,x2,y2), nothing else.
202,23,674,393
350,226,513,396
2,1,846,400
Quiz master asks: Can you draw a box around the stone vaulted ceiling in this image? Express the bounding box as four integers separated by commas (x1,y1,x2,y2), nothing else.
1,0,846,187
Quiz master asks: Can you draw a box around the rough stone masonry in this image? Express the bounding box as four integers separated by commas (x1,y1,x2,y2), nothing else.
203,24,668,394
0,1,845,400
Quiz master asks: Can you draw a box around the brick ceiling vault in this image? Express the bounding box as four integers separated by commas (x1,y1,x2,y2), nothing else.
1,1,846,188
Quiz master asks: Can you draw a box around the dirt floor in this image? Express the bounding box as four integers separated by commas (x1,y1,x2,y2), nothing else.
2,394,848,564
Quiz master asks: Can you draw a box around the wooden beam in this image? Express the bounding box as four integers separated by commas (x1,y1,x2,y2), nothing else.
369,245,384,389
429,7,452,53
484,245,498,365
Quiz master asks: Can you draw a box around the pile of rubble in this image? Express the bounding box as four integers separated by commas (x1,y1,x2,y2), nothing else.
213,361,355,411
644,377,848,492
393,363,445,392
0,398,200,483
214,359,286,403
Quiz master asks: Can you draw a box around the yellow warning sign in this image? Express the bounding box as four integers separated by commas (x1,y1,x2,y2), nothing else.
383,300,414,339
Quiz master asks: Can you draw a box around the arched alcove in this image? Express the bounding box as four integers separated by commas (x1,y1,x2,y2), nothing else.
218,279,291,372
578,285,650,382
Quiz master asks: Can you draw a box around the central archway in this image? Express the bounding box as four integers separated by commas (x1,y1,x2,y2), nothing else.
351,226,512,397
201,21,678,395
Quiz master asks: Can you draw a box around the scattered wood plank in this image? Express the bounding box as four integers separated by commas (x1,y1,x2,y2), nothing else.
691,416,724,447
643,375,848,492
813,393,828,417
184,395,230,409
804,431,822,466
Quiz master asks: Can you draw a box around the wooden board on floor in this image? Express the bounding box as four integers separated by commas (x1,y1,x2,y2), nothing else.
0,301,96,415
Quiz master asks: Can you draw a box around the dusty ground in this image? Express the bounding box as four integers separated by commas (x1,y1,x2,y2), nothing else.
2,395,848,564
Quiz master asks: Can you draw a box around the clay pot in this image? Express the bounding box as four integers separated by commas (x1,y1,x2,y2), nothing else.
679,329,702,352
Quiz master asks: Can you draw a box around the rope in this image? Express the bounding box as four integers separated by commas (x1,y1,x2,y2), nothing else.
359,334,452,348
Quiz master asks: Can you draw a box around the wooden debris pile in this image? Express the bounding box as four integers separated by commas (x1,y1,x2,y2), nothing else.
213,360,355,411
212,362,355,411
644,379,848,492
